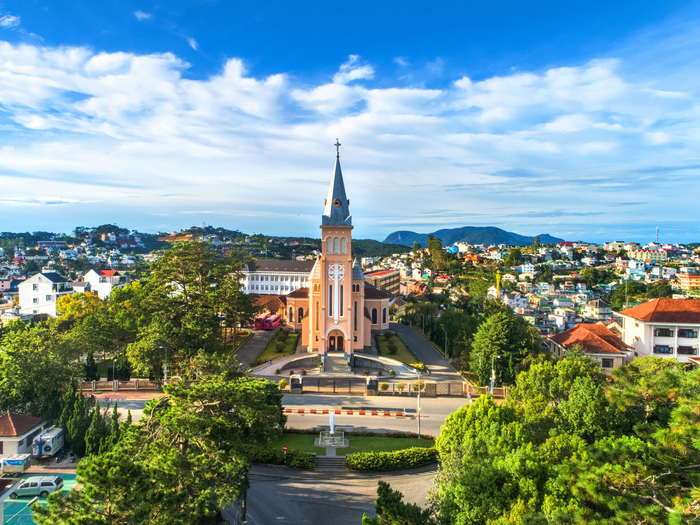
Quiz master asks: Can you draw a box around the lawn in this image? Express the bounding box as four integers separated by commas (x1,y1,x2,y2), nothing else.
96,359,148,380
251,330,300,366
375,333,426,372
271,434,434,455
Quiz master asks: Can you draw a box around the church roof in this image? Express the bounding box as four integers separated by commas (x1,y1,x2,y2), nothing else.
364,284,391,300
287,288,309,298
352,259,365,280
310,258,321,280
322,156,352,226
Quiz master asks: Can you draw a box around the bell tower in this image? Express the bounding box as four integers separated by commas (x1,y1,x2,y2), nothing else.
315,140,354,358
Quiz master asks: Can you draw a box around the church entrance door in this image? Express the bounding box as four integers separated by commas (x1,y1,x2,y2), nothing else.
329,336,336,352
328,330,345,353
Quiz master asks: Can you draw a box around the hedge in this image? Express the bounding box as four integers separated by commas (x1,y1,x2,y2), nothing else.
344,447,438,471
250,447,315,469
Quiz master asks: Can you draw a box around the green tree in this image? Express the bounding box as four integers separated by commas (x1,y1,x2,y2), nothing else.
67,392,91,456
411,242,422,255
85,403,110,456
504,248,522,267
533,236,541,249
83,350,99,381
362,481,435,525
114,351,132,381
35,356,287,524
58,377,79,447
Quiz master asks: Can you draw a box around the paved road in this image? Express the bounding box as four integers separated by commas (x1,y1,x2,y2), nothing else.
282,393,467,436
391,322,463,382
233,328,278,368
224,463,437,525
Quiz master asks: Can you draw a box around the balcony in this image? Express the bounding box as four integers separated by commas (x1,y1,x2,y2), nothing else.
677,346,698,356
653,345,673,355
654,328,674,337
678,329,698,339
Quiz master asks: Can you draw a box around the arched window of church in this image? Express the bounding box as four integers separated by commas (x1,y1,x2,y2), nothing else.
289,307,293,321
382,308,387,324
333,237,340,254
298,307,304,323
371,308,377,325
315,301,320,331
326,237,332,254
340,237,347,254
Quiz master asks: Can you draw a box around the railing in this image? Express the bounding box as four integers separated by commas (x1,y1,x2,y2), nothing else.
677,346,698,356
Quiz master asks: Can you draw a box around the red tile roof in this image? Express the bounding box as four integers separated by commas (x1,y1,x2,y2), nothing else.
96,270,118,276
364,287,390,300
620,298,700,324
286,288,309,298
251,295,287,312
365,270,397,277
0,413,45,437
550,324,631,355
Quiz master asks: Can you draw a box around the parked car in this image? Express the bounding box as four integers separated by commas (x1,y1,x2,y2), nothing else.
9,476,64,499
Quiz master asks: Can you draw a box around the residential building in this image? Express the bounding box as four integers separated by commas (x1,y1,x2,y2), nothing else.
0,413,46,459
628,249,668,262
240,260,314,294
581,299,613,321
548,324,632,375
84,269,128,300
18,272,74,317
678,273,700,293
503,292,528,311
364,269,400,296
550,307,577,331
618,299,700,364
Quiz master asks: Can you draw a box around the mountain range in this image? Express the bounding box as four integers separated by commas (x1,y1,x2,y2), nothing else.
383,226,565,248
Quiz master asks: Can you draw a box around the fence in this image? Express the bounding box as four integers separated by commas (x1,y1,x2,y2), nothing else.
80,380,167,392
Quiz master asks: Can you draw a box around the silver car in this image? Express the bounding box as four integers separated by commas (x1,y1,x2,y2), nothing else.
9,476,63,499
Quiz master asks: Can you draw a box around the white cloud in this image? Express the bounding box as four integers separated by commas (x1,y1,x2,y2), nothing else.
0,15,19,29
333,55,374,84
0,42,697,241
394,57,409,67
134,11,152,21
187,37,198,51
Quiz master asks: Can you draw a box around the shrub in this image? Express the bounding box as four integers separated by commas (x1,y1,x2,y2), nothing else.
278,331,288,342
250,446,314,469
387,343,398,355
413,381,425,391
380,382,389,391
396,382,406,393
275,368,281,375
279,379,288,390
345,448,438,471
390,370,395,376
318,362,324,368
275,342,286,353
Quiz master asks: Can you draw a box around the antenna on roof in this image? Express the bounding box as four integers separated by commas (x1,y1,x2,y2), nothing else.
656,227,659,244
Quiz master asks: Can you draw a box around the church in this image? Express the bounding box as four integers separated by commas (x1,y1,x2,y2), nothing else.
263,145,391,358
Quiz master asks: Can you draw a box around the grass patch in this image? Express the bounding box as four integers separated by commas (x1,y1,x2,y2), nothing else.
96,359,148,380
251,330,300,367
376,333,426,372
271,434,434,455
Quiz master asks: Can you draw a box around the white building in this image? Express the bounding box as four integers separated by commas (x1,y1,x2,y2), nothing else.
0,413,46,459
84,269,128,299
18,272,74,317
240,260,314,295
618,298,700,365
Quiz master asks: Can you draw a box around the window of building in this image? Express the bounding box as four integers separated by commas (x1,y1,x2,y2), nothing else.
333,237,340,254
46,295,52,302
0,442,3,454
354,302,357,332
677,346,698,355
33,298,38,304
601,358,614,369
315,302,319,330
678,329,698,338
382,308,387,324
326,238,332,254
653,345,673,354
340,285,344,317
298,308,304,323
340,237,347,254
372,308,377,324
328,285,333,317
32,284,37,291
289,307,293,321
654,328,673,337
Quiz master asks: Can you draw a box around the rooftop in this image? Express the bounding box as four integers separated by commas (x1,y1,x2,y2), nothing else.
619,298,700,324
550,324,631,355
0,413,45,437
245,260,315,273
364,269,398,277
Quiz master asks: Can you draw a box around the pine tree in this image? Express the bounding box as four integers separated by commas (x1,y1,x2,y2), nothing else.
115,352,132,381
58,377,78,447
85,404,109,456
67,392,90,456
105,402,121,451
83,350,99,382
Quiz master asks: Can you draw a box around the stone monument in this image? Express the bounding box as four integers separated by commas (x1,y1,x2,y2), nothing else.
319,411,344,447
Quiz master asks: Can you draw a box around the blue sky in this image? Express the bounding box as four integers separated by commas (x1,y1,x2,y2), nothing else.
1,1,700,243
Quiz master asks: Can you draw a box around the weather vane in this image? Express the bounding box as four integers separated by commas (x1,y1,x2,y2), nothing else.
334,138,341,157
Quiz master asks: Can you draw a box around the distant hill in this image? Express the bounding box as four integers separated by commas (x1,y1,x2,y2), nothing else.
352,239,415,258
383,227,564,248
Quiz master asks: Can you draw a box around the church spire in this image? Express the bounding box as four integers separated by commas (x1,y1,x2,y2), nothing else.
322,139,352,226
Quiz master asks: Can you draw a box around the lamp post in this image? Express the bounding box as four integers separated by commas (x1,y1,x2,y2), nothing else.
413,369,421,439
490,355,501,394
160,346,168,384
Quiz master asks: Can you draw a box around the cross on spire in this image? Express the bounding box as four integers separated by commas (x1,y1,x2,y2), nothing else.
334,138,341,157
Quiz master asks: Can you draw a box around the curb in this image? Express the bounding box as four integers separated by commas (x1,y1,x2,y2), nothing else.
283,407,410,418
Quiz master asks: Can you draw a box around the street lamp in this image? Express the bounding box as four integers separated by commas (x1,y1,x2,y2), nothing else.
160,346,168,384
490,355,501,394
413,369,421,439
